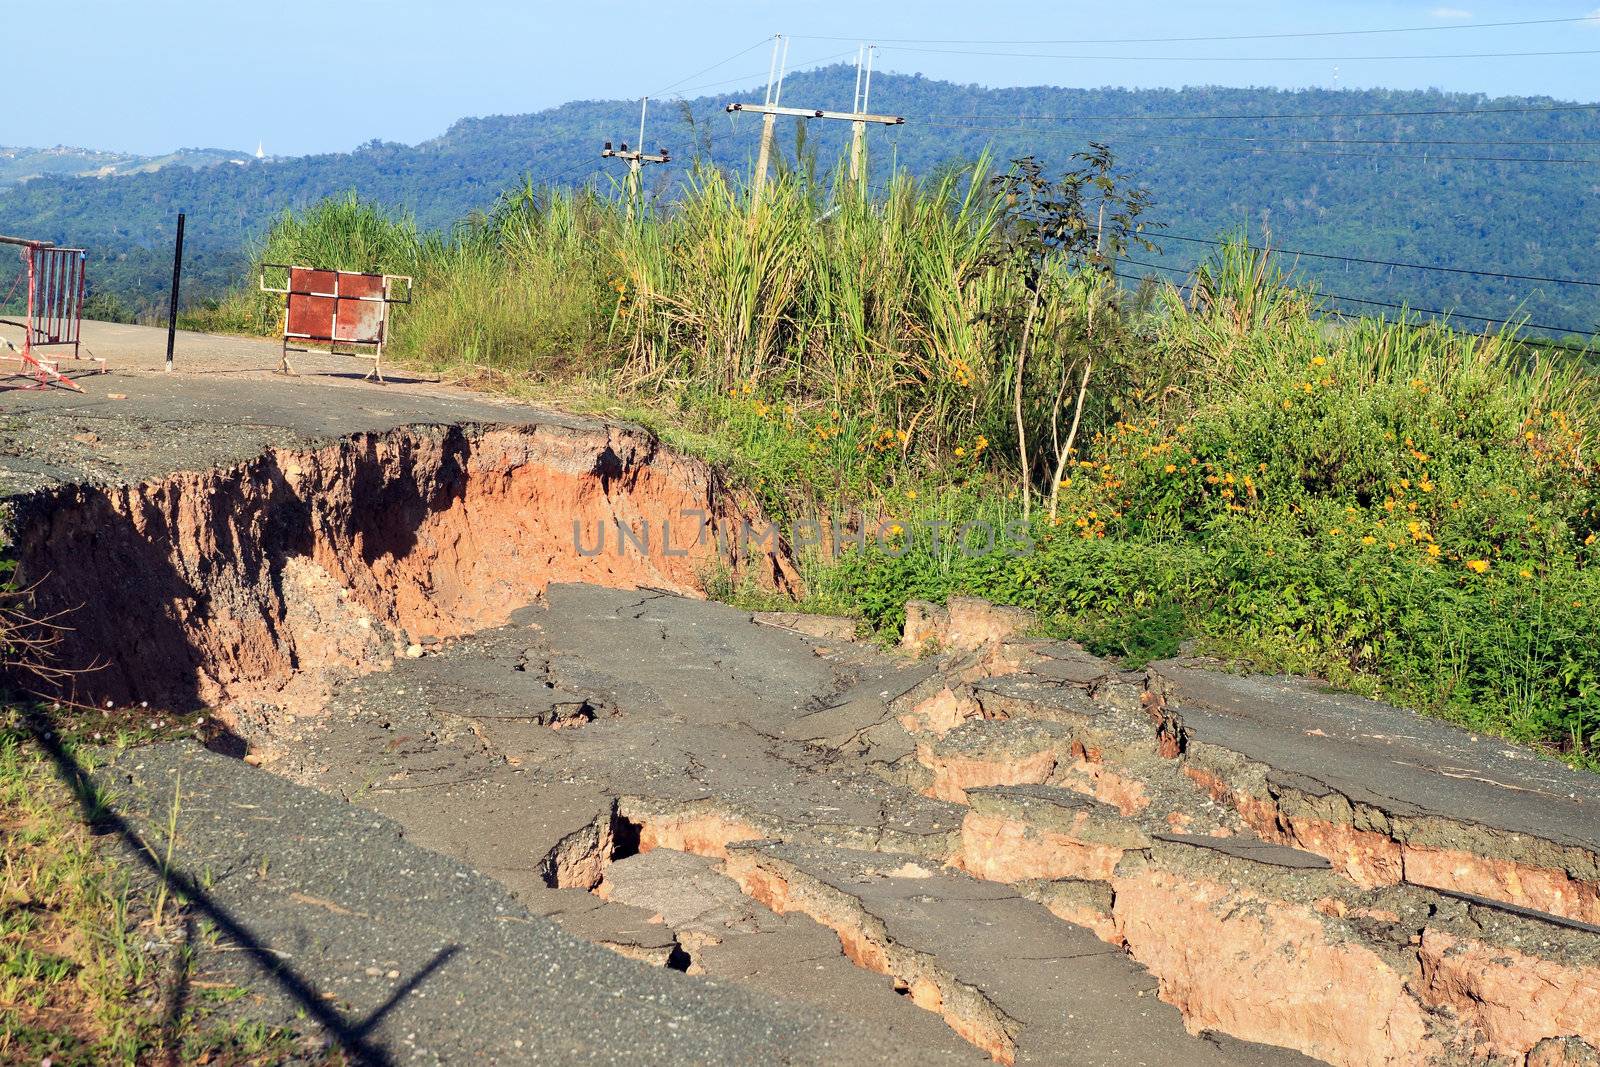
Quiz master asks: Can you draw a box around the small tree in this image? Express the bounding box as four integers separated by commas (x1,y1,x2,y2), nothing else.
984,145,1160,519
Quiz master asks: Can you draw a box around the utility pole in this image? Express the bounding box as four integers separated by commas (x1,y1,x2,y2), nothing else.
848,44,878,187
601,97,670,221
727,37,903,208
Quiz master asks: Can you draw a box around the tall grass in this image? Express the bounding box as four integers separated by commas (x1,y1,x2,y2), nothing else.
193,161,1106,463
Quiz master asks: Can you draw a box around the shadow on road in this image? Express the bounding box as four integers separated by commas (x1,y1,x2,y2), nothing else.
19,705,457,1066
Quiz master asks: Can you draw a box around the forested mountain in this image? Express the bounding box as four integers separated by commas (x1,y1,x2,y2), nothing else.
1,67,1596,338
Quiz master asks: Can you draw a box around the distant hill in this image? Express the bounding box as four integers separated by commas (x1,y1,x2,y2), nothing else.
0,67,1596,338
0,145,253,187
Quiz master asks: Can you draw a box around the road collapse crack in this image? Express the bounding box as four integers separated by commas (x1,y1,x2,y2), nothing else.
719,845,1024,1065
13,421,796,714
623,591,671,620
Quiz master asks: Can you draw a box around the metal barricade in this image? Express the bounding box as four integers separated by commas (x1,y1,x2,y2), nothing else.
260,264,412,383
0,234,100,391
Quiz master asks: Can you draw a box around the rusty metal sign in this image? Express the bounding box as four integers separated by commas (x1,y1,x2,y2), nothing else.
0,234,102,390
261,264,412,382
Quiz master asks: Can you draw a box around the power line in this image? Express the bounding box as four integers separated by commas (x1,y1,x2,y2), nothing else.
943,125,1600,147
1154,233,1600,288
944,102,1600,123
1115,266,1595,352
790,15,1600,46
543,158,602,184
1119,258,1597,337
648,36,777,98
880,44,1600,62
1313,293,1593,337
662,49,861,98
915,121,1600,164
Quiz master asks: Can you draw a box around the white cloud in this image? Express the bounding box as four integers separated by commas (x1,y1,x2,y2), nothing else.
1586,7,1600,26
1429,6,1473,18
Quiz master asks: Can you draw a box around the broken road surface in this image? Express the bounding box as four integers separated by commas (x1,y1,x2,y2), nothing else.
7,326,1600,1064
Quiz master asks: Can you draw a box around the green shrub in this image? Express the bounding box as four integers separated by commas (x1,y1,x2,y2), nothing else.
822,249,1599,760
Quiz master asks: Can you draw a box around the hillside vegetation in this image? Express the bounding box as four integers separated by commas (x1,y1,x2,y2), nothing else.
189,157,1600,764
0,146,251,187
2,69,1597,336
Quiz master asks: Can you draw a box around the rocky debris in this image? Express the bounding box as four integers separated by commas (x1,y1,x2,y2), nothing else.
953,785,1151,883
902,596,1035,655
914,719,1071,803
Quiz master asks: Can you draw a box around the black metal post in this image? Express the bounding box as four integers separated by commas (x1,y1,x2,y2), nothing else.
165,212,185,372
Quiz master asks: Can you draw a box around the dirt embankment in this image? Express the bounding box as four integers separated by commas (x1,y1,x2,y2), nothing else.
8,421,790,712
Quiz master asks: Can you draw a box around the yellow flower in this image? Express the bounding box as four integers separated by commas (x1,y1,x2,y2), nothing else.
1519,569,1533,579
1464,559,1490,574
1164,463,1178,474
1426,544,1442,558
1329,527,1343,536
1361,536,1377,546
888,524,904,536
954,447,967,457
1311,356,1326,367
905,489,917,500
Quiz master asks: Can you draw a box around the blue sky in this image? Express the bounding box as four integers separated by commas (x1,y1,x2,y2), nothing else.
14,1,1600,155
